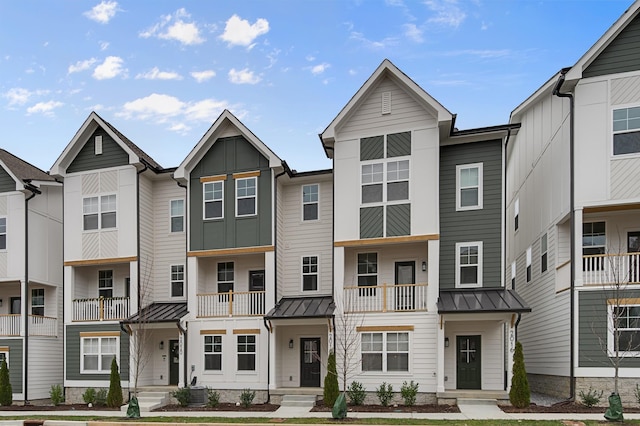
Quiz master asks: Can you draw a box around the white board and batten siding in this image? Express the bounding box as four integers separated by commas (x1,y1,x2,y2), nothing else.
27,337,63,399
279,176,333,297
0,192,26,280
27,185,63,287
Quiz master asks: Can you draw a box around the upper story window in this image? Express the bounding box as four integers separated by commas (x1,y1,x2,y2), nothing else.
217,262,234,293
583,221,606,271
456,163,483,211
526,247,532,282
302,184,319,221
83,195,116,231
203,181,224,220
98,270,113,298
514,198,520,231
360,132,411,206
456,242,482,288
0,217,6,250
236,177,257,217
170,199,184,232
541,233,548,273
302,256,318,291
511,261,516,287
31,288,44,316
613,106,640,155
171,265,184,298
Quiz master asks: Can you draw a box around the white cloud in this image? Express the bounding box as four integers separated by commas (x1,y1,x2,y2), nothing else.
185,99,230,121
140,9,204,45
191,70,216,83
120,94,185,121
348,69,357,76
403,23,424,42
424,0,466,28
84,1,119,24
170,123,190,133
27,100,64,115
306,55,316,62
3,88,49,106
220,14,269,47
228,68,261,85
349,31,398,50
310,63,330,75
68,58,97,74
135,67,182,80
93,56,126,80
99,41,110,51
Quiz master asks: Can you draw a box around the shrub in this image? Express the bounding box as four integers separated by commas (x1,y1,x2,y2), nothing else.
376,382,393,407
347,381,366,406
207,388,220,407
636,384,640,405
509,341,530,408
400,380,419,406
50,384,64,406
0,359,11,406
323,352,339,407
95,389,107,406
579,386,603,408
106,357,123,408
82,387,96,404
240,388,256,408
172,387,191,407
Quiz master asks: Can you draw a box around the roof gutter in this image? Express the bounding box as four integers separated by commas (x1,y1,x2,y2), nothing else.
553,67,575,401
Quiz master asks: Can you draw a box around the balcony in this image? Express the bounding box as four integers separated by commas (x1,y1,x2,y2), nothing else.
197,290,266,318
583,253,640,285
0,314,57,337
343,283,428,313
72,297,130,321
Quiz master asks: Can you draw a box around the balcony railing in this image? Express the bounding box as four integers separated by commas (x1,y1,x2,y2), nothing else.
583,253,640,285
0,314,57,337
343,283,428,313
197,290,266,318
72,297,130,321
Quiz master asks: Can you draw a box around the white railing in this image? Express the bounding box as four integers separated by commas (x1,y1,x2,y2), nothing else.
343,283,428,313
583,253,640,285
28,315,57,337
72,297,130,321
197,291,265,318
0,315,20,336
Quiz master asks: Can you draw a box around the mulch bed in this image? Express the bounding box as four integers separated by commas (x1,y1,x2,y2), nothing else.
0,404,119,411
154,403,281,412
311,404,460,413
502,400,640,413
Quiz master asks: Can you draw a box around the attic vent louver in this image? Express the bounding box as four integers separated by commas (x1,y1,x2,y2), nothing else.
95,135,103,155
381,91,391,115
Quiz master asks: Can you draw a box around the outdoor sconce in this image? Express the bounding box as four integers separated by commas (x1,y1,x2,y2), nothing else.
444,337,449,348
289,339,294,349
0,299,3,307
421,261,427,271
159,341,164,350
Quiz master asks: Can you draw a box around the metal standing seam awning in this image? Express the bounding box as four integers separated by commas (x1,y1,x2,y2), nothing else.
437,289,531,314
265,296,335,320
122,302,189,324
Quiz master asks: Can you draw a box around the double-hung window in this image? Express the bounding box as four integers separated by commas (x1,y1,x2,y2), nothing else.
217,262,234,293
541,234,548,273
456,242,482,287
82,335,118,373
204,335,222,371
526,247,532,282
302,184,319,221
31,288,44,316
237,335,256,371
514,198,520,231
302,256,318,291
609,302,640,355
456,163,483,211
387,160,409,201
361,163,384,204
357,253,377,296
361,332,409,372
204,181,223,220
170,199,184,232
511,261,516,287
98,270,113,298
83,195,116,230
171,265,184,298
236,177,257,217
613,106,640,155
583,222,606,271
0,217,6,250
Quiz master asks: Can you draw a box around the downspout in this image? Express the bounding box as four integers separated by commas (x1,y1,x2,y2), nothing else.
322,144,337,355
55,177,65,401
175,180,188,387
262,318,271,403
23,183,40,405
553,67,575,401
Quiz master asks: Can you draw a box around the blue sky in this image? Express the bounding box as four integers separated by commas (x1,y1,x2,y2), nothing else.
0,0,634,173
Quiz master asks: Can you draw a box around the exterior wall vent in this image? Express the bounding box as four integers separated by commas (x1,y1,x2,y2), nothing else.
381,91,391,115
95,135,103,155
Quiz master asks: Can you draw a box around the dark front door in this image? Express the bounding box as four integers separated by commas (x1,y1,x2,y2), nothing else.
169,339,179,385
300,338,321,387
457,335,481,389
628,231,640,283
10,297,20,314
394,261,415,310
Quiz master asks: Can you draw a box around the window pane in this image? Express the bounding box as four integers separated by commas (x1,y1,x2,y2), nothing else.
238,354,255,370
171,200,184,216
362,184,382,203
0,218,6,233
171,216,184,232
614,132,640,155
101,211,116,228
387,181,408,201
461,266,478,284
83,197,98,214
387,353,409,371
303,185,318,203
362,353,382,371
303,203,318,221
461,168,478,187
84,355,98,370
205,200,222,219
303,275,317,291
205,354,221,370
101,195,116,211
238,198,256,216
171,281,184,297
460,188,479,207
84,214,98,230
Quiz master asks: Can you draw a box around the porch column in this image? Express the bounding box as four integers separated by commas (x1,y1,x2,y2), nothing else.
333,247,345,315
19,280,26,337
427,240,439,311
264,251,276,312
436,315,445,393
268,323,276,390
63,266,74,324
129,261,139,315
187,257,198,318
573,208,584,287
506,320,515,392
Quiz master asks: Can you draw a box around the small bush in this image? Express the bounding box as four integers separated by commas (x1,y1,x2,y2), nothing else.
323,352,339,408
0,359,12,406
579,386,603,408
240,388,256,408
207,388,220,407
82,387,96,404
95,389,107,406
347,381,366,406
635,384,640,405
50,384,64,406
400,380,419,406
172,387,191,407
376,382,393,407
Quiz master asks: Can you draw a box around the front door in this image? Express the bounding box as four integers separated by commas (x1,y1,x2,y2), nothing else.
394,261,415,310
300,338,321,387
628,232,640,283
10,297,20,314
169,339,179,385
457,335,481,389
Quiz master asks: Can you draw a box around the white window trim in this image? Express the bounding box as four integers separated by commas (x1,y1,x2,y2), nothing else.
526,247,532,282
357,252,379,288
612,105,640,158
541,233,548,273
31,288,44,316
236,334,258,373
360,331,411,373
170,199,185,233
98,269,113,298
203,334,223,373
80,335,119,374
455,163,483,211
203,181,224,220
511,261,516,287
0,216,7,251
236,176,258,218
607,302,640,357
94,135,103,155
82,193,117,232
302,184,320,222
514,198,520,231
360,158,411,206
455,241,483,288
170,264,185,298
301,255,320,292
217,261,234,293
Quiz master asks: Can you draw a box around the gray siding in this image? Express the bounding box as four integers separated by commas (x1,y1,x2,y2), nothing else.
584,14,640,78
360,136,384,161
65,324,129,381
578,290,640,368
387,131,411,157
0,339,22,393
67,128,129,173
0,168,15,193
386,203,410,236
439,140,502,289
189,136,272,251
360,206,383,239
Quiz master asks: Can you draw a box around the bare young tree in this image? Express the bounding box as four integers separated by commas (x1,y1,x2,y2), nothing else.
332,297,365,393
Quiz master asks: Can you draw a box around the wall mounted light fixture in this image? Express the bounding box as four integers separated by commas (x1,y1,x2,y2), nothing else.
289,339,294,349
159,341,164,350
421,261,427,271
444,337,449,348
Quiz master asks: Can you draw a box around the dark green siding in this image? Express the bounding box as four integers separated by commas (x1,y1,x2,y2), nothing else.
65,324,129,381
189,136,272,251
439,140,502,290
360,136,384,161
0,339,22,393
67,128,129,173
584,15,640,78
387,132,411,157
0,168,16,193
360,206,383,239
578,290,640,368
386,203,410,237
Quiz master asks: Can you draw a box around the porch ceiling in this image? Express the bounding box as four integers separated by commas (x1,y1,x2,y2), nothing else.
265,296,334,319
437,289,531,314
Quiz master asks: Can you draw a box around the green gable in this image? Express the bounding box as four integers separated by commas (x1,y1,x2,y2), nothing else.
67,128,129,173
584,14,640,78
0,167,16,193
